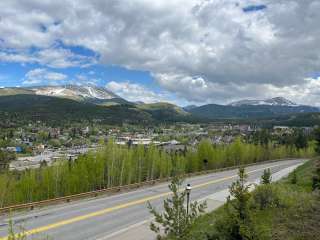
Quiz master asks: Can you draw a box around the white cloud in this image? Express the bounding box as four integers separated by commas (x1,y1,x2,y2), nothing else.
36,48,97,68
264,77,320,106
74,74,100,86
106,81,174,103
155,74,320,106
0,0,320,104
23,68,67,85
0,47,96,68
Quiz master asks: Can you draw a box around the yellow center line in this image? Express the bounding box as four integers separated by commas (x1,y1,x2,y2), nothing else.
0,162,289,239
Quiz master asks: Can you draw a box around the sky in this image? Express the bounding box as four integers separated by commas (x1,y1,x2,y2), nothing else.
0,0,320,106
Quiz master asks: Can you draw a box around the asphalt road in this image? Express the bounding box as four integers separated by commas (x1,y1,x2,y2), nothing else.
0,159,306,240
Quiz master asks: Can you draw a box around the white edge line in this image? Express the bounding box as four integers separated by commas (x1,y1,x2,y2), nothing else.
95,218,152,240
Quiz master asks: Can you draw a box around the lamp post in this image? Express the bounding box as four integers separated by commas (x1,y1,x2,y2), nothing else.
185,183,191,216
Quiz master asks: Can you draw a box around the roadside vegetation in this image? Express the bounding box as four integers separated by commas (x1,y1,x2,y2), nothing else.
5,215,52,240
163,159,320,240
148,176,207,239
0,136,316,207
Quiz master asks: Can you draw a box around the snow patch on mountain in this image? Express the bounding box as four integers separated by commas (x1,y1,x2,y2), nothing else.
229,97,299,107
32,85,118,100
35,87,64,96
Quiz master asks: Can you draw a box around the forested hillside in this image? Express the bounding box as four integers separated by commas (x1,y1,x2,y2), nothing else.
0,94,152,125
0,95,195,125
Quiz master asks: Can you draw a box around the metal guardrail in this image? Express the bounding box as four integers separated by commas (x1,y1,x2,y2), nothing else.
0,158,298,214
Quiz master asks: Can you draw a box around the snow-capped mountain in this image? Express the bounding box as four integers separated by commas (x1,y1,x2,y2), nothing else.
0,84,129,106
229,97,299,107
32,85,119,101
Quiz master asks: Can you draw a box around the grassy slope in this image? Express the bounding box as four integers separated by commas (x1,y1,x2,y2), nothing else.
170,159,320,240
0,88,34,96
137,102,195,122
138,102,189,115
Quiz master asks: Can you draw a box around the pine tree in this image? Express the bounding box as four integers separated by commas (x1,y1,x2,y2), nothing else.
314,127,320,155
261,168,272,184
228,167,251,221
148,176,206,239
294,130,308,149
224,167,255,239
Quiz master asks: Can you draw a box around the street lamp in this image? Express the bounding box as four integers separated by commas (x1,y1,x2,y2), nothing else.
185,183,192,216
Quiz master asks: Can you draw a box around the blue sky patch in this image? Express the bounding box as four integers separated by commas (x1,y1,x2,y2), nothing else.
243,4,267,13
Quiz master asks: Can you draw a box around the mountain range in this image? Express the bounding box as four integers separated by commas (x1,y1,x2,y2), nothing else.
0,85,319,125
186,103,319,120
186,96,319,120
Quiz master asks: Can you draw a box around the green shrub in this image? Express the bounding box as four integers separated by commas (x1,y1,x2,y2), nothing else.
7,218,27,240
290,170,297,184
251,185,280,210
312,160,320,191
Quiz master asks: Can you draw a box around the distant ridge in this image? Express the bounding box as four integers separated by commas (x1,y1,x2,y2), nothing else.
186,97,319,119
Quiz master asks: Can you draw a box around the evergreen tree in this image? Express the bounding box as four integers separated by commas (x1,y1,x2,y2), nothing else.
261,168,272,184
148,176,206,239
294,130,308,149
0,150,13,171
228,167,251,221
225,167,255,239
314,127,320,155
